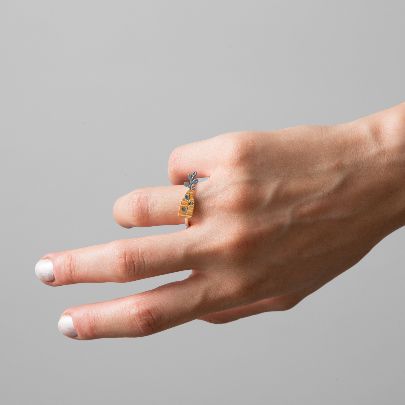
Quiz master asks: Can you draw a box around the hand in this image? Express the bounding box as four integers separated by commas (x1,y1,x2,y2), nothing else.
35,103,405,339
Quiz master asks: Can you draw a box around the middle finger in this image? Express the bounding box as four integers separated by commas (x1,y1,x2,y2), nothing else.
35,229,201,286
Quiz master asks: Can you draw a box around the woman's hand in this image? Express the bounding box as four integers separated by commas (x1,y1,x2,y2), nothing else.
35,103,405,339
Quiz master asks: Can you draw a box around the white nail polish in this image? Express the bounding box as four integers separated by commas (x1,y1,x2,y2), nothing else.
58,315,78,338
35,259,55,282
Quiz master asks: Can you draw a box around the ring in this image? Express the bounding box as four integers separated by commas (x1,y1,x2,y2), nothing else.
178,171,198,228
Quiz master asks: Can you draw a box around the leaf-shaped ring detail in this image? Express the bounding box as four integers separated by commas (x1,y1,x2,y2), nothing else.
178,171,198,228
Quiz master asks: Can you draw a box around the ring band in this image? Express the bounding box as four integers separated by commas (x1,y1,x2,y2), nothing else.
178,171,198,228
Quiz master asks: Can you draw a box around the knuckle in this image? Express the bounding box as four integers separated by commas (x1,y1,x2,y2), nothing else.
131,300,161,337
167,146,183,182
128,190,152,226
110,241,137,282
61,253,77,284
221,132,256,167
112,241,147,282
131,244,148,278
79,311,99,339
117,243,146,282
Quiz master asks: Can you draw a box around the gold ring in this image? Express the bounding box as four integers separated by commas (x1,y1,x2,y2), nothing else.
178,171,198,228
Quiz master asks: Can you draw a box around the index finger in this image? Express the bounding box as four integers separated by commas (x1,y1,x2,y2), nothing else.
35,229,203,286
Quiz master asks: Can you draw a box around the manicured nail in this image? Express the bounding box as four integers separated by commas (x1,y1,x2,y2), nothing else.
58,315,78,338
35,259,55,282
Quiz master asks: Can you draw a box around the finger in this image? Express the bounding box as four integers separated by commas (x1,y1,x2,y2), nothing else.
168,134,228,184
113,181,209,228
199,292,306,324
35,229,201,286
58,273,214,339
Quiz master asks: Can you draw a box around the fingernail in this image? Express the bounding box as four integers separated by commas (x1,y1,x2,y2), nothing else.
35,259,55,282
58,315,78,338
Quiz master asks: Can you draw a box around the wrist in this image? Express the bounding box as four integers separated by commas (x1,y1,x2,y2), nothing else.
370,102,405,161
359,103,405,229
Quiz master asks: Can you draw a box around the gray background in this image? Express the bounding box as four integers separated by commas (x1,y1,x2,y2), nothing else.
1,1,404,404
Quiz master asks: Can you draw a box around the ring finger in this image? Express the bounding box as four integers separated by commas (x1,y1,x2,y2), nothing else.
113,180,209,228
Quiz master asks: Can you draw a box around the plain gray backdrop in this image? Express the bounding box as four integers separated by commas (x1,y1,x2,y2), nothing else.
1,1,404,404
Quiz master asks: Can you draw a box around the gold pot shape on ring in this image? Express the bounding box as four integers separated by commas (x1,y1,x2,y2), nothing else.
178,171,198,223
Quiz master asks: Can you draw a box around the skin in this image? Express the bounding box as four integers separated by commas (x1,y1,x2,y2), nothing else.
38,102,405,339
